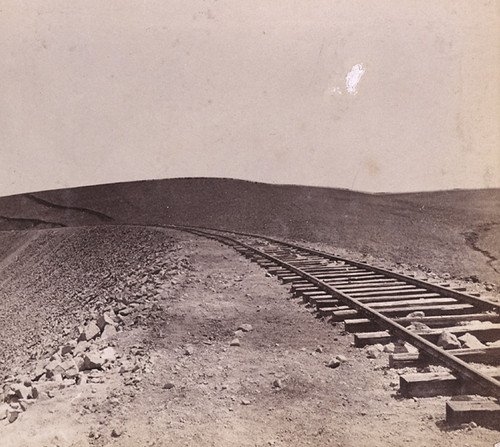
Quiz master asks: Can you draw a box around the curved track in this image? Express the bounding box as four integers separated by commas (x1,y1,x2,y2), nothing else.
168,224,500,426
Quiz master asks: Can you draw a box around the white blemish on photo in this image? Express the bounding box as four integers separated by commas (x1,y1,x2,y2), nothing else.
346,63,365,95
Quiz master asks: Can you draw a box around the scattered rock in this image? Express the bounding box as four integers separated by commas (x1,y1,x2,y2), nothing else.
407,322,431,332
366,344,384,359
458,333,485,349
111,428,123,438
0,404,8,421
78,322,101,342
13,384,33,400
119,307,134,316
32,360,47,381
60,342,76,356
74,355,86,372
100,347,117,364
45,360,66,379
326,359,340,368
7,409,20,423
437,331,461,349
119,360,139,374
230,338,241,347
61,358,79,379
383,343,395,353
97,312,118,331
73,341,91,356
82,352,104,371
101,324,117,340
76,374,87,386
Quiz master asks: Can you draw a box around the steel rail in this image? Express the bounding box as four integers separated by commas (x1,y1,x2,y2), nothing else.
171,225,500,399
170,224,499,313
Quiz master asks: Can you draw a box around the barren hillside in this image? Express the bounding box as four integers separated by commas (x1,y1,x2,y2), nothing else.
0,179,498,285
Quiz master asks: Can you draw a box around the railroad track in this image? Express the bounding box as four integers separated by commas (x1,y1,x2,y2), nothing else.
168,224,500,429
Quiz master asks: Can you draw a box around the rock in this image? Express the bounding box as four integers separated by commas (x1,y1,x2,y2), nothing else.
0,404,8,421
2,394,15,406
61,358,79,379
238,324,253,332
32,360,47,381
336,355,347,363
13,384,39,400
272,379,283,389
384,343,395,353
366,344,384,359
100,347,117,363
407,322,431,332
406,311,425,318
315,346,323,353
437,331,461,349
241,399,251,405
97,312,118,331
13,384,32,400
52,373,64,383
78,322,101,342
60,342,77,356
118,307,134,316
82,352,104,371
111,428,123,438
326,359,340,368
184,346,194,356
74,355,86,372
230,338,241,347
50,352,63,363
45,360,66,379
458,333,485,349
74,341,90,356
18,400,33,411
119,360,139,374
163,382,175,390
7,409,20,423
234,330,244,337
76,374,87,386
101,324,117,340
31,386,39,399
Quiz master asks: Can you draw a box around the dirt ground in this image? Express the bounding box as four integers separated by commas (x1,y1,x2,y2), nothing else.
1,226,499,446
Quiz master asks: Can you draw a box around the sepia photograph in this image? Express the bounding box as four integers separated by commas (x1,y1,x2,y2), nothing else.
0,1,499,445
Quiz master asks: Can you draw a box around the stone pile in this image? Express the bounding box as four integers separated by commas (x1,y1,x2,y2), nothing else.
0,310,122,424
1,231,192,425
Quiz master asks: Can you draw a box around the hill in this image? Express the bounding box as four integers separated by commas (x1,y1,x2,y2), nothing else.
0,178,498,284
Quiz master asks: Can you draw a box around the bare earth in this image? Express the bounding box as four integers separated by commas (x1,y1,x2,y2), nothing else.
1,226,499,446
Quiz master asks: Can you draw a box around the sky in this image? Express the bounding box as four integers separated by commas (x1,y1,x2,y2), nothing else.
1,0,499,196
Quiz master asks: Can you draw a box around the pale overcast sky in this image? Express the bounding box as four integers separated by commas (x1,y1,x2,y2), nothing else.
1,1,498,196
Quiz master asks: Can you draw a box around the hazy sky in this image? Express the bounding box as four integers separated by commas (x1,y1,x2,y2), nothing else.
1,1,499,196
